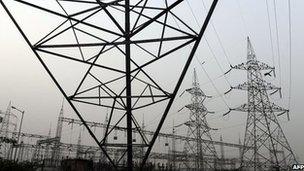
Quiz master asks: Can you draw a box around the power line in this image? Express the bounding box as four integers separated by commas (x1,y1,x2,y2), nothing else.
169,1,232,109
273,0,282,88
288,0,292,110
235,0,251,38
265,0,276,68
196,56,230,110
200,72,232,88
200,0,232,66
185,0,232,88
183,0,232,113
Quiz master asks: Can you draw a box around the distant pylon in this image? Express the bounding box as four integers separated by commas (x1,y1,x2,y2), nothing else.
0,102,12,159
52,100,64,160
100,111,109,163
45,123,52,159
182,68,218,170
171,120,176,170
76,129,82,158
230,37,297,170
220,135,225,170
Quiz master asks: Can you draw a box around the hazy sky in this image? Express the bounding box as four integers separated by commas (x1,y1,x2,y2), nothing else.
0,0,303,162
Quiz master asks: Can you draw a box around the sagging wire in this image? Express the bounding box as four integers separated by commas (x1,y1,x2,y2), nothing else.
185,0,232,88
196,57,232,116
273,0,282,88
200,0,233,66
235,0,252,38
265,0,276,68
287,0,292,121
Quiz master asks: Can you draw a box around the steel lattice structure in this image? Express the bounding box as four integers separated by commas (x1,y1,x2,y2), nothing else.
0,102,12,159
1,0,218,170
51,102,64,160
0,102,19,159
181,69,218,170
230,37,297,171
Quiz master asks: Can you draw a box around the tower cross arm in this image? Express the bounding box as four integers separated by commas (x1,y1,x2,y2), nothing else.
232,81,281,91
185,103,207,112
185,87,206,97
267,102,289,113
231,61,275,71
231,103,250,112
231,62,247,70
255,61,275,70
231,82,250,90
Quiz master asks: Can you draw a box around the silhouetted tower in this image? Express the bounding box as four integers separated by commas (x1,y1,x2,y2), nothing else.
231,37,297,170
140,116,145,159
238,135,242,163
100,112,109,163
171,121,176,170
52,101,64,160
183,69,218,170
45,123,52,159
76,129,82,158
220,135,225,169
0,102,12,159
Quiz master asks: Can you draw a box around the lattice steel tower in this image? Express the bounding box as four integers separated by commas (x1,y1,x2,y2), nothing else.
231,37,297,171
52,102,64,160
183,69,218,170
0,102,12,159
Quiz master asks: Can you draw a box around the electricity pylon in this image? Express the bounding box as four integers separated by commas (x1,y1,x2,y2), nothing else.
230,37,297,170
45,123,52,159
182,69,218,170
1,0,218,170
0,102,12,159
52,102,64,161
76,129,82,158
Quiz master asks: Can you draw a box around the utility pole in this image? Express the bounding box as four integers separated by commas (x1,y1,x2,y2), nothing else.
172,121,176,171
11,105,25,162
141,116,145,161
45,123,52,159
0,102,12,159
101,112,108,163
52,101,64,161
230,37,297,171
220,135,225,170
182,69,218,170
76,129,82,158
238,135,242,165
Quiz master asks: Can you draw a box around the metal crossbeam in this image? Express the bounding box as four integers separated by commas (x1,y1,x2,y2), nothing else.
60,116,248,149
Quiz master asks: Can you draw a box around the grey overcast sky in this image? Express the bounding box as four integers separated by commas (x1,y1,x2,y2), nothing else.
0,0,303,162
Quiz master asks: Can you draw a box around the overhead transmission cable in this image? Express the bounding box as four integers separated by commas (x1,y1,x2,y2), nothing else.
273,0,282,88
265,0,276,68
196,58,231,110
185,0,232,88
236,0,251,38
145,0,238,126
147,0,234,122
184,0,231,110
199,0,232,66
287,0,292,110
176,1,232,116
